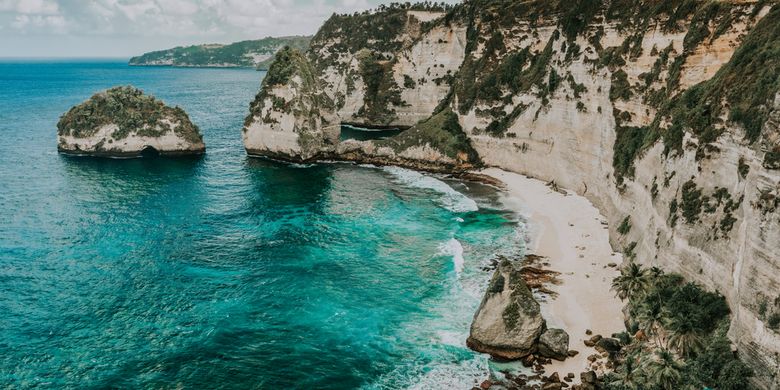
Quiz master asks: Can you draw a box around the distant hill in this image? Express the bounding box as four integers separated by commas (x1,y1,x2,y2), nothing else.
129,36,311,70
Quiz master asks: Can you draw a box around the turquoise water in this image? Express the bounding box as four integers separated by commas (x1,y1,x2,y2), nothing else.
0,60,524,389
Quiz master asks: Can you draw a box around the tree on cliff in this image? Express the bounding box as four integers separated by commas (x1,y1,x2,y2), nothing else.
611,262,650,301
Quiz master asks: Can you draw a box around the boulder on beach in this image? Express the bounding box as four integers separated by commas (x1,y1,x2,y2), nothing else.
538,328,570,361
467,259,545,360
57,86,205,157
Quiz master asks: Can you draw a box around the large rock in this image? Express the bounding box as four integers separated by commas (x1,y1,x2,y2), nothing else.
242,47,338,162
57,86,205,157
538,328,570,361
467,259,545,360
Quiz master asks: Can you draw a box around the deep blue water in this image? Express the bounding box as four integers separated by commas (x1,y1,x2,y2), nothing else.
0,60,524,389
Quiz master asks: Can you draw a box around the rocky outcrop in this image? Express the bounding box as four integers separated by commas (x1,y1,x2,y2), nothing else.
466,259,545,360
246,1,780,386
242,4,476,171
57,86,205,157
538,328,570,361
243,47,338,161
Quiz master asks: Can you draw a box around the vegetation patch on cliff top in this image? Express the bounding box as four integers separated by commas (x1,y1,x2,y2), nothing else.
376,107,479,163
310,2,453,66
58,86,202,143
245,47,334,129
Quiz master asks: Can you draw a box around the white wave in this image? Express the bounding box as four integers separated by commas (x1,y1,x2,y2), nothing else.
289,163,315,168
406,358,488,390
382,166,478,213
438,238,465,277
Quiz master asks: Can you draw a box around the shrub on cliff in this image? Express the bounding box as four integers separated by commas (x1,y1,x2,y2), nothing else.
378,107,479,164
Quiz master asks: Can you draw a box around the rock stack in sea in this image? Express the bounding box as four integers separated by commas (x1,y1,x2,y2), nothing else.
57,86,205,157
467,258,570,361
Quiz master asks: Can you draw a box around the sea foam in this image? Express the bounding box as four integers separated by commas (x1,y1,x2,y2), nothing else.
438,238,465,277
382,166,478,213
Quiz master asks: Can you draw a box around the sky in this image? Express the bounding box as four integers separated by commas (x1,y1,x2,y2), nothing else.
0,0,458,58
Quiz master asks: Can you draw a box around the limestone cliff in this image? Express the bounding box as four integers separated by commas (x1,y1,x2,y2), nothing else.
58,86,205,157
245,1,780,387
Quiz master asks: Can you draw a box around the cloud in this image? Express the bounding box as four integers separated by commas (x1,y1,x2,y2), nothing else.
1,0,59,14
0,0,461,56
10,13,66,31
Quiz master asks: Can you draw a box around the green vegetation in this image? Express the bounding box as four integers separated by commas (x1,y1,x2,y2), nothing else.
606,263,752,390
680,179,703,223
613,124,649,180
129,36,311,70
764,148,780,169
244,47,334,131
356,50,405,124
311,2,453,66
262,47,301,87
610,70,632,101
57,86,202,143
603,2,779,178
502,264,539,330
559,0,601,40
452,30,556,136
377,107,479,163
618,216,632,235
738,156,750,178
652,5,780,149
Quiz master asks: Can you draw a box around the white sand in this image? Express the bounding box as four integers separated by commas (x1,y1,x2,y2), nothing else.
479,168,626,379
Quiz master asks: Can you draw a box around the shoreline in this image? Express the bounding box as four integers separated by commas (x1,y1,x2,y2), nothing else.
478,168,625,380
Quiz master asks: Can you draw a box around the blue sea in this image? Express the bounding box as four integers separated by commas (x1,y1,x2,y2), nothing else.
0,60,525,389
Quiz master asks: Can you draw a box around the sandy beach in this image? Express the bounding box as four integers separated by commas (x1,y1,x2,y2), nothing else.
479,168,626,379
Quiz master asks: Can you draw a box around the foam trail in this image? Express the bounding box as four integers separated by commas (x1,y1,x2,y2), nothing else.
382,166,478,213
438,238,465,277
406,358,487,390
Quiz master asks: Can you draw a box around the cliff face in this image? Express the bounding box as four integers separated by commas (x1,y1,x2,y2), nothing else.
58,86,205,157
244,1,780,387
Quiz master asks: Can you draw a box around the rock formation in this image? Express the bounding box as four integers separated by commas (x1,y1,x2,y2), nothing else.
245,1,780,386
58,86,205,157
538,328,570,361
466,259,545,360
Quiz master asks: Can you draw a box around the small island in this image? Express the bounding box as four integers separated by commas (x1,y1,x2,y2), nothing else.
57,86,205,157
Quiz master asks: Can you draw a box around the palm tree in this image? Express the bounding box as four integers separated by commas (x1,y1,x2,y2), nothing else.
635,294,667,347
610,354,644,390
644,349,683,390
611,262,650,301
666,316,704,358
648,266,664,281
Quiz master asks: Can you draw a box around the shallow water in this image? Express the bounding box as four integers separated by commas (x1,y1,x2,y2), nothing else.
0,60,525,388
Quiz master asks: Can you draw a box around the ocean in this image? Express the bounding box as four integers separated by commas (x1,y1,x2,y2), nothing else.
0,60,525,389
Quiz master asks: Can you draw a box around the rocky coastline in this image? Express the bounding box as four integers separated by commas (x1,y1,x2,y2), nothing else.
241,1,780,387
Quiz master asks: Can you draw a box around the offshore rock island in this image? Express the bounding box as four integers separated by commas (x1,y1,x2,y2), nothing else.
57,86,205,157
244,0,780,388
